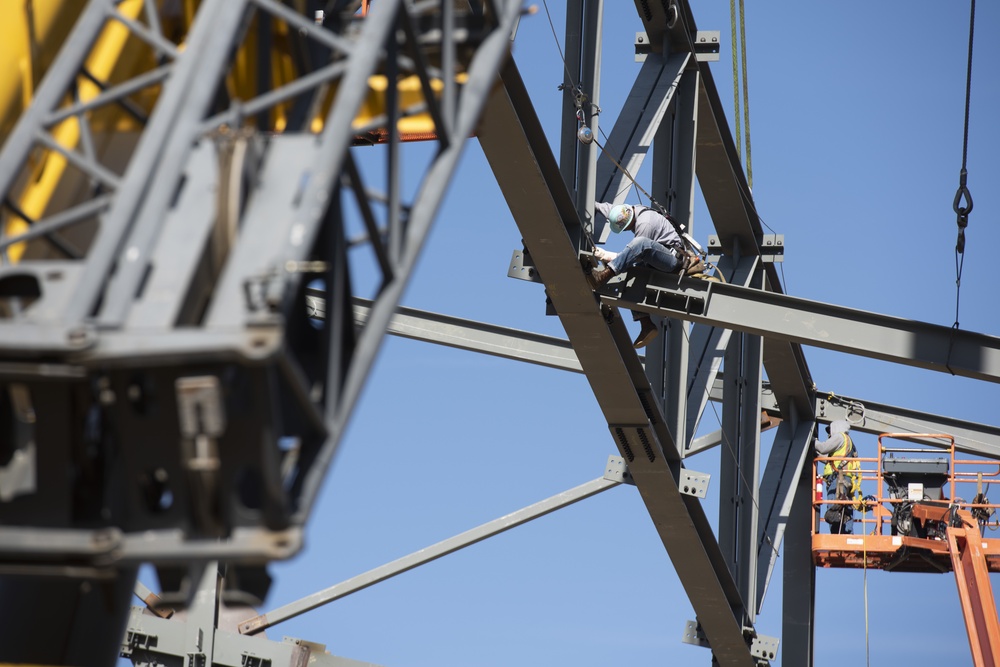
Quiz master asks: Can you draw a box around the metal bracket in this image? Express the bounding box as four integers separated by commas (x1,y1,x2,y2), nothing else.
634,31,718,63
693,31,721,61
679,469,710,498
707,234,783,264
635,32,651,62
681,619,710,649
750,633,780,663
507,248,542,283
759,234,784,263
603,455,634,486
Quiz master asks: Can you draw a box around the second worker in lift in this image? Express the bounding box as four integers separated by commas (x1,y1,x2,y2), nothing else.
590,202,704,348
815,419,862,534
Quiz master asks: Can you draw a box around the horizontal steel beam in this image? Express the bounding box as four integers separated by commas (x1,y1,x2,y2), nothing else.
349,297,582,372
601,272,1000,385
350,300,1000,459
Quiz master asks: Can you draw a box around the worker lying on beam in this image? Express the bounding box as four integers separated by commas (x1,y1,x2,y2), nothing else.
589,201,706,349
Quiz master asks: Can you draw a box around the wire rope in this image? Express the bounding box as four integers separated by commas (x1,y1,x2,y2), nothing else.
738,0,752,188
729,0,742,160
539,0,579,93
947,0,976,375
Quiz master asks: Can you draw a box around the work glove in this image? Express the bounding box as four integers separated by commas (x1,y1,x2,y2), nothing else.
593,247,618,264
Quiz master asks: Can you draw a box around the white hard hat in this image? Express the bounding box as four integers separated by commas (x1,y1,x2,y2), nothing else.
608,205,633,233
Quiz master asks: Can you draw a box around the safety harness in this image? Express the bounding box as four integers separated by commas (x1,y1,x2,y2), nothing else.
823,432,862,502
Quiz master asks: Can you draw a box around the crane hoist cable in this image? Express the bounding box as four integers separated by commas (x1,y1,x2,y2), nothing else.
946,0,976,375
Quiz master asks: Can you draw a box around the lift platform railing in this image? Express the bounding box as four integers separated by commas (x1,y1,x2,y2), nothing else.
811,433,1000,572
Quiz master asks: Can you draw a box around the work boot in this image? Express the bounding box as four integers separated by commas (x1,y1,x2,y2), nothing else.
632,316,658,349
590,265,615,288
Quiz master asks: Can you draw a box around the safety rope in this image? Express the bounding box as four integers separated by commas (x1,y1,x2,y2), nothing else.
863,517,870,667
540,0,579,96
729,0,741,160
729,0,753,187
946,0,976,375
738,0,752,188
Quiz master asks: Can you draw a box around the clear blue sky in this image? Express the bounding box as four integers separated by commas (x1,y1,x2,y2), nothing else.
217,2,1000,666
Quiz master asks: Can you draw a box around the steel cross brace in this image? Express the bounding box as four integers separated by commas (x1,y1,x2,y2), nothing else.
239,457,630,636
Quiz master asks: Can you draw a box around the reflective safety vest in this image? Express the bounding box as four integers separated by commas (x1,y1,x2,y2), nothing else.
822,433,861,498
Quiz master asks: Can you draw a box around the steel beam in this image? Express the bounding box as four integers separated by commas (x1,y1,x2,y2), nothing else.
349,300,1000,459
350,298,583,373
599,273,1000,385
755,412,815,613
647,63,699,458
718,271,763,625
240,457,628,636
781,459,815,667
593,52,690,242
478,56,758,666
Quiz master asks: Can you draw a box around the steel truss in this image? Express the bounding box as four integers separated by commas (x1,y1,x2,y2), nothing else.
0,0,998,666
0,0,523,663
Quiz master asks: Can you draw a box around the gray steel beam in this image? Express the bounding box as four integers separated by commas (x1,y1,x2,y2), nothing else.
628,0,815,428
559,0,584,195
350,298,583,373
812,392,1000,458
781,455,815,667
647,64,699,458
240,458,629,635
478,57,757,666
718,282,763,626
593,52,690,242
684,254,758,448
755,412,814,614
353,299,1000,460
599,273,1000,385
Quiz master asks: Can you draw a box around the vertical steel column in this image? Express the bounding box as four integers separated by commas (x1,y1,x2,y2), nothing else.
718,266,763,626
559,0,602,242
558,2,583,197
782,461,816,667
648,66,698,455
578,0,602,220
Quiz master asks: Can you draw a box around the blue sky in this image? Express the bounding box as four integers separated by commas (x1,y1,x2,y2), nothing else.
219,2,1000,666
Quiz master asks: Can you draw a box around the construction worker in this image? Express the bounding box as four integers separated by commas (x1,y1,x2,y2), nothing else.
589,202,705,349
815,419,861,534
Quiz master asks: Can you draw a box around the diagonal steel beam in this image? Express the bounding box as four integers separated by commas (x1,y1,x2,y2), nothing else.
477,57,757,667
755,413,814,613
592,52,690,242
